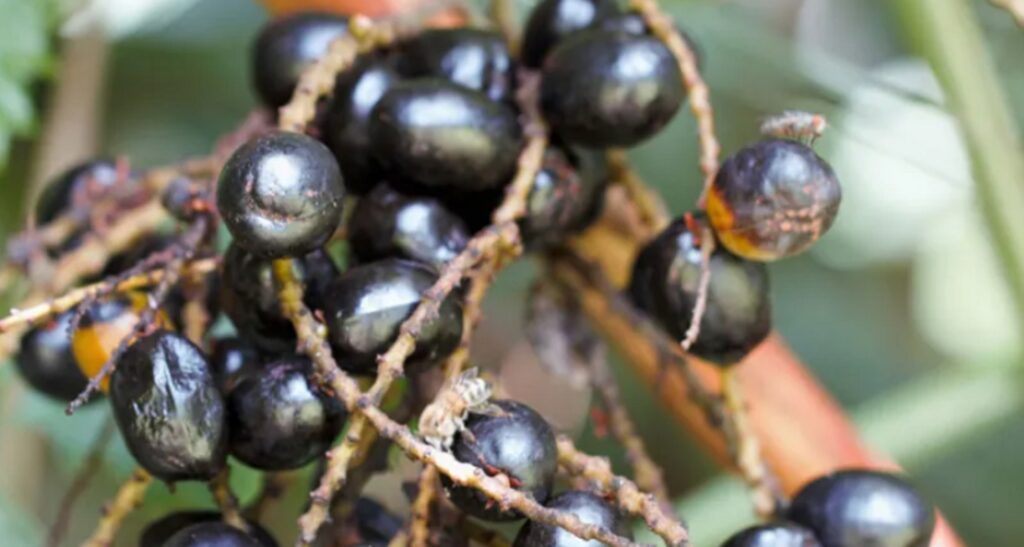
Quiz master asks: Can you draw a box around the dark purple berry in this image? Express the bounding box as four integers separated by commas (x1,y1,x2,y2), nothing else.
210,337,265,394
252,12,349,108
513,490,632,546
721,522,822,547
396,28,514,103
521,0,620,68
140,511,276,547
35,158,120,224
162,521,269,547
519,147,609,249
14,311,89,402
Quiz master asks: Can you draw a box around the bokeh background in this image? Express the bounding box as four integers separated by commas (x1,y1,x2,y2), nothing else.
0,0,1022,545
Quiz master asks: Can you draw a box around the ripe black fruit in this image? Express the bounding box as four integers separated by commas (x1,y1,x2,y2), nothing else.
15,311,89,402
252,12,349,107
396,28,514,103
353,498,405,546
323,258,463,374
210,337,264,394
787,469,935,547
220,243,339,352
140,511,276,547
629,217,771,366
520,0,620,68
708,139,842,261
513,490,632,546
445,400,557,521
594,13,703,70
369,79,523,192
519,147,609,249
110,330,227,482
541,30,683,148
324,54,402,194
218,131,345,258
35,158,120,224
347,184,469,270
721,522,821,547
228,356,346,470
163,521,269,547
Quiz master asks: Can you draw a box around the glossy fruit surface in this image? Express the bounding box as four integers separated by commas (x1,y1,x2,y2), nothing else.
520,0,620,68
324,258,463,374
445,399,557,521
396,28,514,103
71,291,172,392
163,521,268,547
594,13,703,70
140,511,276,547
628,218,771,366
348,184,469,270
721,522,822,547
708,139,842,261
218,131,345,258
220,243,339,352
325,54,402,194
540,30,683,148
519,147,609,249
369,79,523,192
513,490,632,546
210,337,265,394
35,158,120,223
110,330,227,481
787,469,935,547
228,356,346,470
252,12,349,107
15,311,89,402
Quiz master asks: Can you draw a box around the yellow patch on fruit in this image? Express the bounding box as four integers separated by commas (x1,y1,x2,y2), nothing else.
706,186,777,262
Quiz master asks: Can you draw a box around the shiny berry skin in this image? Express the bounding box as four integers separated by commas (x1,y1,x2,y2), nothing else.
217,131,345,258
228,356,346,470
787,469,935,547
369,79,523,192
163,521,268,547
140,511,276,547
15,311,89,402
324,54,402,194
708,139,841,261
513,490,632,546
323,258,463,374
71,291,172,392
594,13,703,70
721,522,822,547
35,158,120,223
348,184,469,271
110,330,228,482
210,337,265,394
445,399,558,521
628,218,771,366
520,147,609,249
252,12,349,107
396,28,514,103
541,30,683,148
221,243,339,353
520,0,620,68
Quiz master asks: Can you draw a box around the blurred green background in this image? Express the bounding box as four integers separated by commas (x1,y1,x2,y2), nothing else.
0,0,1022,545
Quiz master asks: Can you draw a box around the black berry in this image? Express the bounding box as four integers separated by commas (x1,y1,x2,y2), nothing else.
445,399,558,521
708,139,841,261
520,0,620,68
519,146,609,249
721,522,822,547
162,521,269,547
252,12,349,108
369,79,523,192
541,29,683,148
140,511,276,547
15,311,89,402
35,158,120,224
324,54,402,194
513,490,632,546
353,497,405,546
217,131,345,258
228,355,346,470
210,337,265,394
110,330,227,481
323,258,463,374
347,184,470,271
787,469,935,547
629,217,771,366
396,28,514,103
594,13,703,70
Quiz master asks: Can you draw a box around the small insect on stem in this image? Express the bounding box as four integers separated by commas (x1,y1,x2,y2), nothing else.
418,368,503,451
760,110,828,145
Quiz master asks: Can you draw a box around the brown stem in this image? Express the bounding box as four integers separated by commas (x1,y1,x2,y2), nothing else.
209,467,248,530
80,468,151,547
408,466,439,547
720,368,782,517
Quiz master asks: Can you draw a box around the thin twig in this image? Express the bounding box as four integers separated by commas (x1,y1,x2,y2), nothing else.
720,369,782,518
629,0,720,207
408,466,439,547
209,467,249,531
80,468,152,547
991,0,1024,27
272,261,643,547
556,436,688,546
679,221,714,353
47,418,115,547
